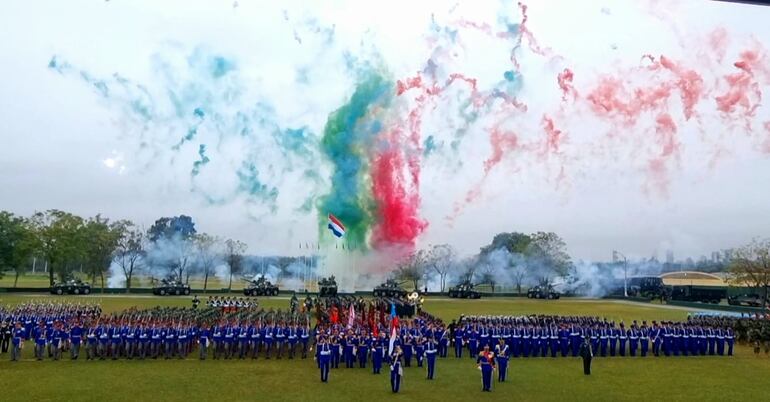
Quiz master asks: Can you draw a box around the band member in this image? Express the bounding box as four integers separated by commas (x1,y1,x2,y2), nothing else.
389,346,404,393
477,344,495,392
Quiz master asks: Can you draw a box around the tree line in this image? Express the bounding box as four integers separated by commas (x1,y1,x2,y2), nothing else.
0,210,247,293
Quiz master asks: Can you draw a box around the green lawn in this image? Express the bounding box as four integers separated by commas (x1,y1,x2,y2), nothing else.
1,296,767,402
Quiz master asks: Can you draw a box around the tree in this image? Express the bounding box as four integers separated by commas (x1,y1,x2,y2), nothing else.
480,232,532,256
147,215,196,242
426,244,456,292
526,231,572,278
147,215,197,283
0,212,38,286
114,221,145,293
480,263,498,292
224,239,247,291
729,238,770,308
82,215,122,292
30,210,86,285
195,233,220,293
396,250,428,290
512,265,526,295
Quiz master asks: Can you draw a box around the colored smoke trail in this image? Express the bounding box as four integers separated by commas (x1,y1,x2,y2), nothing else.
716,48,769,127
370,126,427,252
541,115,564,154
316,72,391,250
48,47,320,215
557,68,576,102
646,113,680,196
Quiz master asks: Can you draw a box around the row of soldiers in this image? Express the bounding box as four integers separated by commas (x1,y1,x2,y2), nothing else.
447,314,740,359
2,301,321,362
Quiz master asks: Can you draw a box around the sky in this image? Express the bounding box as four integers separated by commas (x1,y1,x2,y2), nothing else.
1,0,770,264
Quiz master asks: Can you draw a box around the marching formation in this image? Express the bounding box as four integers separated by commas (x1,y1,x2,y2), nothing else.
449,315,738,359
4,299,768,395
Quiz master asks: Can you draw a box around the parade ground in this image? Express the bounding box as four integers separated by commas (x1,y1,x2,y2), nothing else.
1,295,765,402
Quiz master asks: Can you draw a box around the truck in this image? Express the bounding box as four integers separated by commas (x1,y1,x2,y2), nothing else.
447,281,481,299
152,278,191,296
527,285,561,300
669,285,726,304
372,279,407,298
318,276,338,297
50,279,92,295
243,276,280,296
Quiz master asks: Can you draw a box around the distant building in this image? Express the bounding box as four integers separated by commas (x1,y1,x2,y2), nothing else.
666,250,674,264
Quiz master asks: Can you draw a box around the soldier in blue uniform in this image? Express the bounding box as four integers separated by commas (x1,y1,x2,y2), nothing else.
618,323,627,357
495,338,509,382
414,336,425,368
373,333,385,374
707,326,716,355
358,332,370,368
238,323,250,359
651,322,661,357
454,325,464,358
161,324,173,359
33,321,47,360
150,324,162,359
178,324,190,359
124,323,136,359
570,323,581,357
86,323,98,360
425,336,437,380
661,321,671,357
331,332,341,368
716,327,725,356
70,320,83,360
317,336,332,383
389,346,404,393
640,323,649,357
300,324,310,359
287,324,299,359
250,323,261,359
725,327,734,356
11,322,25,361
51,321,64,360
199,324,210,360
402,334,413,367
439,327,450,358
275,323,286,359
98,323,110,360
512,324,522,358
223,323,235,359
468,326,479,358
599,324,609,357
628,324,639,357
344,332,356,368
477,344,496,392
262,323,273,359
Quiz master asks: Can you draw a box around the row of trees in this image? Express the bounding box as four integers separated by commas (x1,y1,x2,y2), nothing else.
394,231,573,293
393,232,770,308
0,210,248,293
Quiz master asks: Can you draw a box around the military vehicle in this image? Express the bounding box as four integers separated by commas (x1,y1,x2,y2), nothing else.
527,285,561,299
608,276,665,298
728,293,769,307
152,278,191,296
447,281,481,299
372,279,407,298
243,276,280,296
318,276,338,297
50,279,91,295
670,285,726,304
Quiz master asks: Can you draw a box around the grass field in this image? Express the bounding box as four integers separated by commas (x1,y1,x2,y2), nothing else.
1,295,767,402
